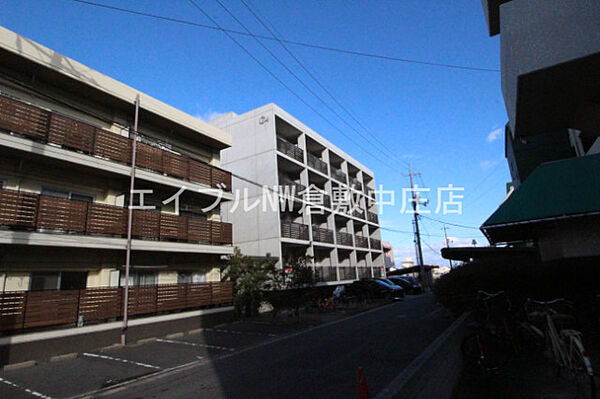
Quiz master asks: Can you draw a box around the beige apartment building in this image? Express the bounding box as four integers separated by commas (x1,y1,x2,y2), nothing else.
0,26,234,294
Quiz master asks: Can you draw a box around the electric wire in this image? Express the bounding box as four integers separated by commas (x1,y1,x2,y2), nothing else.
64,0,500,73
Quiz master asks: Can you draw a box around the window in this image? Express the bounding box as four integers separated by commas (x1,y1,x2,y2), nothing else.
119,272,157,287
30,273,60,291
180,211,207,220
42,187,94,202
178,272,206,284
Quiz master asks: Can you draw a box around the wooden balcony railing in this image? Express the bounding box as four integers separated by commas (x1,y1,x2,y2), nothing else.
276,137,304,162
306,152,328,174
0,281,233,332
367,211,379,224
370,238,382,250
331,166,347,183
336,231,354,246
0,95,231,191
355,235,369,248
311,225,334,243
281,221,309,240
0,189,232,245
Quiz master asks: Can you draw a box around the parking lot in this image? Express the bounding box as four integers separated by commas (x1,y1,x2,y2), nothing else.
0,319,308,399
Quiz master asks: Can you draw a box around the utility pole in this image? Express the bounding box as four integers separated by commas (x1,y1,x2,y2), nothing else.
442,225,453,270
122,94,140,346
404,165,425,288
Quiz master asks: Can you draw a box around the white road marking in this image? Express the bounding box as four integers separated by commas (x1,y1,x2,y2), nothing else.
202,328,278,337
82,353,161,370
156,338,235,352
0,377,54,399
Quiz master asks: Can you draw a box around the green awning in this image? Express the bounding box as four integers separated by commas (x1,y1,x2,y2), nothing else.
482,154,600,233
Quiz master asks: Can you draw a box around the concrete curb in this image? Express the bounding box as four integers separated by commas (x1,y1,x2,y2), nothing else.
0,306,234,346
2,360,37,371
50,352,78,362
375,312,471,399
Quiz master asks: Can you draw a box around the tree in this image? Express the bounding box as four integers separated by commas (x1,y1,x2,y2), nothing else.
221,248,277,317
268,254,316,318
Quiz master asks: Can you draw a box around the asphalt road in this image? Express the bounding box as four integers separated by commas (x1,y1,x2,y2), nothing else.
0,294,452,398
99,294,451,399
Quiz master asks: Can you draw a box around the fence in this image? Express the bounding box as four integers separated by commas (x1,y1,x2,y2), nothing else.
0,281,233,332
0,94,231,191
0,188,232,245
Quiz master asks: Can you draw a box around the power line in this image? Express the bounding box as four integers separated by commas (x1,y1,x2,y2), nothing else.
211,0,408,170
420,214,481,230
240,0,409,168
185,0,401,174
64,0,500,73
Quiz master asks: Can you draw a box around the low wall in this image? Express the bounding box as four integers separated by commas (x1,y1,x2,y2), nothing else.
375,312,470,399
0,306,234,367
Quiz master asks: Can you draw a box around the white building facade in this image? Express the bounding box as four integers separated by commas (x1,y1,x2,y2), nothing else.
212,104,385,284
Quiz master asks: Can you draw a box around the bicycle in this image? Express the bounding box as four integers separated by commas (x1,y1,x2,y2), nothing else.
521,298,596,399
461,290,515,376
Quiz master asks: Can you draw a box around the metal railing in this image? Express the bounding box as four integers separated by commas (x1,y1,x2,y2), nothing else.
276,136,304,162
350,177,363,192
313,267,338,282
281,221,309,240
355,235,369,248
0,189,233,245
338,266,357,281
330,166,347,183
306,152,328,174
311,225,334,243
336,231,354,246
370,238,382,250
367,211,378,224
0,95,232,191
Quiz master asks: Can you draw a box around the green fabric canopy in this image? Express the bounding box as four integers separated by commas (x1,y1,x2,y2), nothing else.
482,153,600,228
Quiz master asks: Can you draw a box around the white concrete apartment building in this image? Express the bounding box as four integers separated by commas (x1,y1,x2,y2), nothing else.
0,26,234,296
212,104,385,284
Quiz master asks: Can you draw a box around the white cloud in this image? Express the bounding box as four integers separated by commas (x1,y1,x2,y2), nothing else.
479,159,495,170
196,110,225,122
487,127,502,143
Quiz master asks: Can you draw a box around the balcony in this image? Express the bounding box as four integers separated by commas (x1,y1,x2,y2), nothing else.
280,221,309,241
279,177,305,199
350,177,363,192
355,235,369,249
314,266,338,282
357,267,372,279
0,189,232,245
352,208,365,219
0,281,232,333
338,266,357,281
306,152,328,174
276,137,304,163
311,225,334,244
330,166,347,183
0,95,232,191
367,211,378,224
336,231,354,247
370,238,382,250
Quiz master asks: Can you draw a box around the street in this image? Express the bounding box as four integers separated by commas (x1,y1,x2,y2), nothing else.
0,294,452,398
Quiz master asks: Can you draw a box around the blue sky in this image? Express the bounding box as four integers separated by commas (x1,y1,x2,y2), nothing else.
0,0,510,265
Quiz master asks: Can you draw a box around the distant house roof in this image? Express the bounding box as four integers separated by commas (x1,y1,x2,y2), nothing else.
481,154,600,243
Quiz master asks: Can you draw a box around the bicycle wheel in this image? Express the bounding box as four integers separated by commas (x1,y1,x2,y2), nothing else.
567,338,596,399
462,330,507,376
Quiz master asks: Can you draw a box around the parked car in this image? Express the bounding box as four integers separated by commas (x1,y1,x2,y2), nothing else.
387,276,423,295
346,278,405,301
